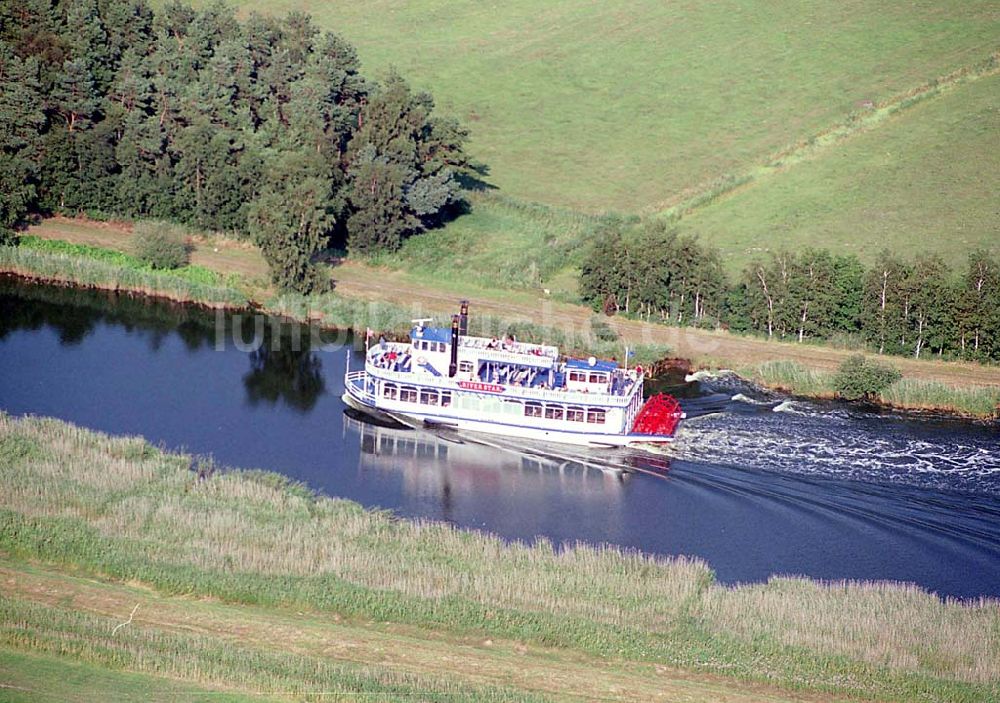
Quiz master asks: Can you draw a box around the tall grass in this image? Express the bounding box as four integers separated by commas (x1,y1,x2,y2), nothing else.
741,361,836,397
1,414,997,701
742,360,1000,417
0,242,246,307
882,379,1000,418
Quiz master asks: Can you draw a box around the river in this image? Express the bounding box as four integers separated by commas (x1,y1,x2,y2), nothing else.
1,278,997,599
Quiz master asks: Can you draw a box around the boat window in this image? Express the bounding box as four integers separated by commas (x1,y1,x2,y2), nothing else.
587,408,606,424
502,399,523,414
383,383,398,400
419,389,439,405
400,386,418,403
566,406,585,422
544,404,564,420
524,402,543,418
458,361,473,373
440,391,452,407
589,373,605,384
569,371,586,383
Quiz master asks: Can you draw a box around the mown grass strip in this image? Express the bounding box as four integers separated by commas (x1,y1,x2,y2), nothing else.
0,596,537,702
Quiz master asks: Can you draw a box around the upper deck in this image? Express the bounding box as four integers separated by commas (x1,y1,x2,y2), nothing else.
365,327,643,407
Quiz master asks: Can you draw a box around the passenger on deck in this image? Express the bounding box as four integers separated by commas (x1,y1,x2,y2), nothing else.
487,337,499,349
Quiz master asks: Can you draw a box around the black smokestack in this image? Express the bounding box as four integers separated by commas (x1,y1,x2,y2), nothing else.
449,315,460,377
459,299,469,336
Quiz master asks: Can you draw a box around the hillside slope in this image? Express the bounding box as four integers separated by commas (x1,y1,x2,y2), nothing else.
678,71,1000,272
212,0,998,214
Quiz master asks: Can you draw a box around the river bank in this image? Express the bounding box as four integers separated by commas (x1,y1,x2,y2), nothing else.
3,224,999,419
0,412,996,701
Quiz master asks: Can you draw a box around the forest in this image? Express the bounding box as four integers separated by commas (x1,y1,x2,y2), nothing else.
580,219,1000,363
0,0,470,292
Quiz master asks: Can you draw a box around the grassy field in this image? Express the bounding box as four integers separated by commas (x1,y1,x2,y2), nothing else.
142,1,998,280
200,0,998,215
677,70,1000,272
1,413,998,701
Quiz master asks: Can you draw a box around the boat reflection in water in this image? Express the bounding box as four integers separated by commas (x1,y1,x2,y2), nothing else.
342,409,670,537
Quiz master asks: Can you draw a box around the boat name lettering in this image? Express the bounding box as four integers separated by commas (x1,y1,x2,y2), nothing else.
458,381,505,393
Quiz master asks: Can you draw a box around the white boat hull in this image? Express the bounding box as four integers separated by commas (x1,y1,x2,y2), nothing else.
342,392,674,448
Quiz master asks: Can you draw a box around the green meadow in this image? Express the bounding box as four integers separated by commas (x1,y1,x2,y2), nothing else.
209,0,997,214
183,0,1000,289
677,71,1000,273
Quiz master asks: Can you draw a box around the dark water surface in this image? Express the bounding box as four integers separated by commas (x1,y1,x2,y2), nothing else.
1,279,998,599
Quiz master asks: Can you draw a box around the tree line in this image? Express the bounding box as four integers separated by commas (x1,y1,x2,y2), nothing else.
0,0,470,292
580,220,1000,363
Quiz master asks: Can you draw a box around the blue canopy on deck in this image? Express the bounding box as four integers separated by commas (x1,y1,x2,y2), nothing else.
410,326,453,344
565,357,618,373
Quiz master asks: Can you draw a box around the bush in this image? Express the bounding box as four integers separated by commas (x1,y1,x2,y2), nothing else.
833,354,902,401
133,222,189,270
590,315,619,342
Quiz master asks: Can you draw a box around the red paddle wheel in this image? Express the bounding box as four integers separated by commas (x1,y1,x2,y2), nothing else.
631,393,684,437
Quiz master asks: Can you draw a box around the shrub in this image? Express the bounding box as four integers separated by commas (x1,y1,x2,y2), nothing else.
833,354,902,401
590,315,618,342
133,222,189,270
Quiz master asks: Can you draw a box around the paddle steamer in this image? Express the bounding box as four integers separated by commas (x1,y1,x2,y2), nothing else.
343,302,682,447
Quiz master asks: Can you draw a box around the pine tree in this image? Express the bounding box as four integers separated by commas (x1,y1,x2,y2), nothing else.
0,42,45,242
345,143,417,254
248,151,336,293
65,0,114,92
345,70,466,254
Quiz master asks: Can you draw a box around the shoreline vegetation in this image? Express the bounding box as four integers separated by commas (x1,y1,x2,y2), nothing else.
1,413,998,702
2,230,998,420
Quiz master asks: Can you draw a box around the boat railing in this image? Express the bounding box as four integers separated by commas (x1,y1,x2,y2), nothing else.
364,363,643,407
345,370,377,404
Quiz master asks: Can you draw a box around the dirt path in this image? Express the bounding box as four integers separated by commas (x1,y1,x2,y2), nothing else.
28,217,1000,389
0,561,840,703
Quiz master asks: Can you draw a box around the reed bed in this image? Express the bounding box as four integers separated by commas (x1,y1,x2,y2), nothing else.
740,361,836,397
1,414,997,701
742,361,1000,418
0,243,246,307
881,379,1000,419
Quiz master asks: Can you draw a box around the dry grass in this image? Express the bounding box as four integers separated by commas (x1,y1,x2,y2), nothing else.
697,576,999,684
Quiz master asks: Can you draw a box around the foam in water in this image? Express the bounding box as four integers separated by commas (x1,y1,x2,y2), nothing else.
672,375,1000,495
